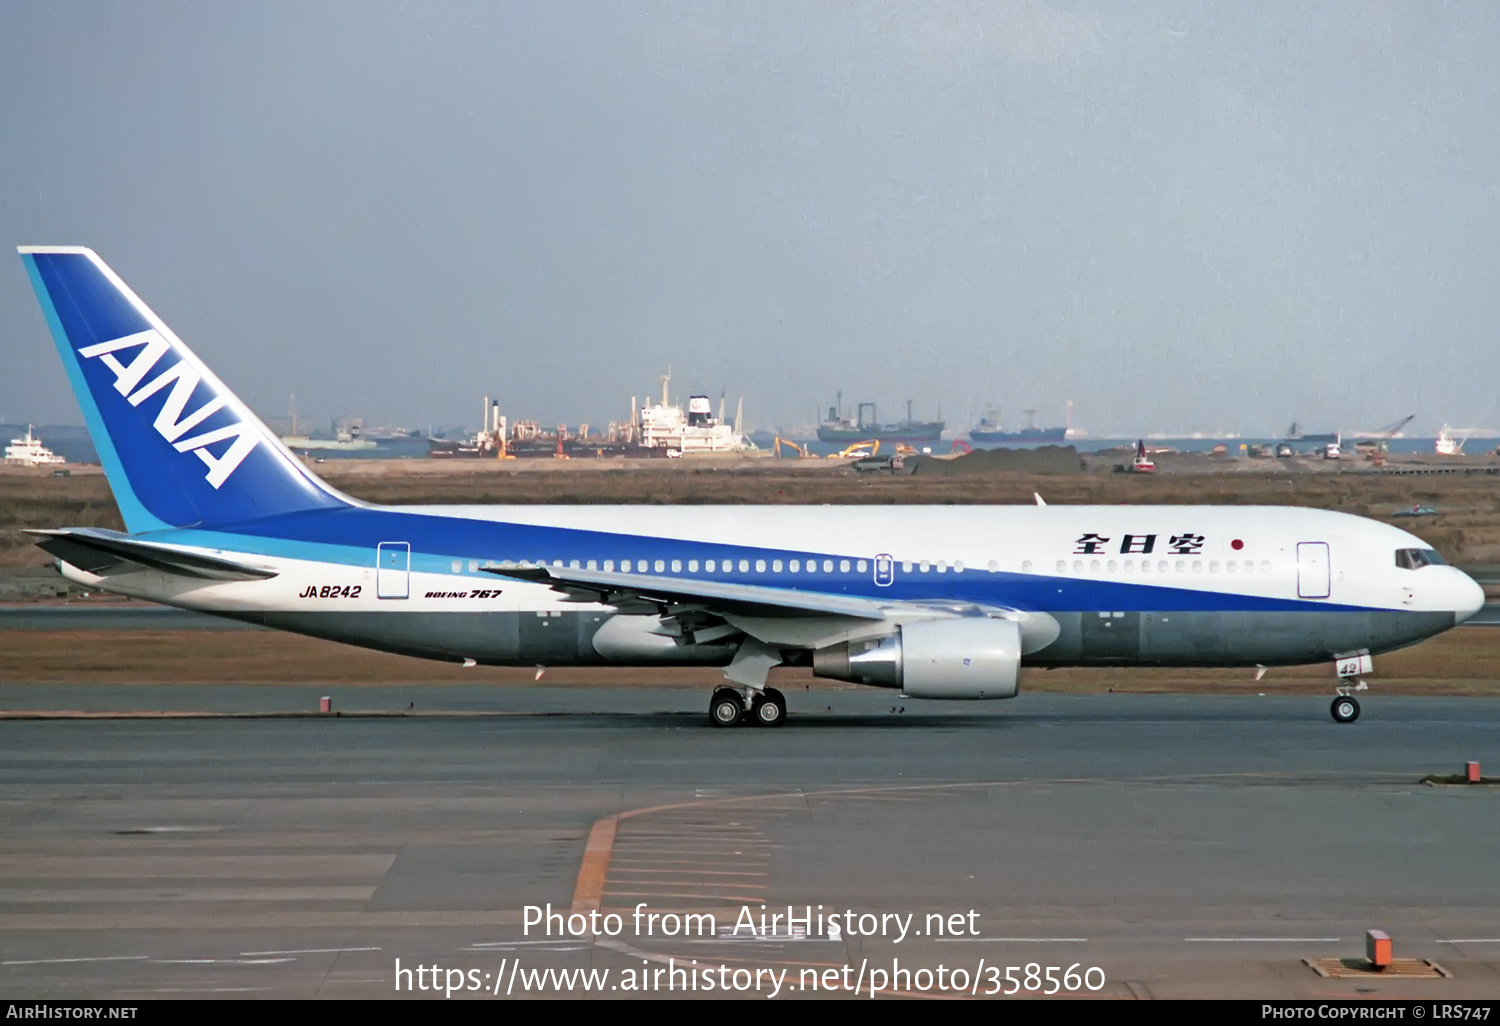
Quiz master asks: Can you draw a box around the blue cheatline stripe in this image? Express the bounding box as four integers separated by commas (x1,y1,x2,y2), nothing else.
164,506,1391,615
21,254,169,535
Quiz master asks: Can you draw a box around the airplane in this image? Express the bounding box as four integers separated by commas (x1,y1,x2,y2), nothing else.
17,246,1486,726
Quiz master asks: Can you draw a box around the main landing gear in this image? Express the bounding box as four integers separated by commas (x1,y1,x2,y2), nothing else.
708,686,786,728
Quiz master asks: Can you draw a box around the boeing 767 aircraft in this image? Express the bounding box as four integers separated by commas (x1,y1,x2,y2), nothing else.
17,247,1485,725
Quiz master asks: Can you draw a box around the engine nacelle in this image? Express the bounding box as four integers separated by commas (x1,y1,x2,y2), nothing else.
811,618,1021,700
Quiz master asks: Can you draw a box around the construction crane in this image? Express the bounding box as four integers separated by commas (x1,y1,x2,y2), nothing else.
1348,414,1415,442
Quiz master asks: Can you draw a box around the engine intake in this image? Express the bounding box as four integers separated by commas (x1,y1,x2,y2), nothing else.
812,618,1022,699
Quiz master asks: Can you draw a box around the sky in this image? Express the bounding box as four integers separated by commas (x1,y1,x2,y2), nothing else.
1,2,1497,437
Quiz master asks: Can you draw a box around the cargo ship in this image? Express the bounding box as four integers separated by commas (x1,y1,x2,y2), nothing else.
968,404,1069,444
817,396,943,444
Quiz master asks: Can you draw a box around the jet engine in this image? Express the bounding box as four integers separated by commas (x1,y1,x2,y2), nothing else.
811,618,1022,699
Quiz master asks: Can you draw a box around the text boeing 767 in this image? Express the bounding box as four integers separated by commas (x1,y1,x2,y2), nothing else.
18,246,1484,725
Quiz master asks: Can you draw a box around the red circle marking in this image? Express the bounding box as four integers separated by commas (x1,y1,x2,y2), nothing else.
1231,539,1244,550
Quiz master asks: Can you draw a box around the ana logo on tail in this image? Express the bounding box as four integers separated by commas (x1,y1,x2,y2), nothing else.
78,329,258,489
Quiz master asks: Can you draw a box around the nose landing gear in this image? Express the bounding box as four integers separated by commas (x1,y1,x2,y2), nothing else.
1330,649,1372,724
1331,694,1361,723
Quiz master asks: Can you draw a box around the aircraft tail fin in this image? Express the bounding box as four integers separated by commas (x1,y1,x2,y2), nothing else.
19,247,349,533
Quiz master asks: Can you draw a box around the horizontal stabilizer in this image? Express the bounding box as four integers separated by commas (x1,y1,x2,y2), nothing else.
485,564,887,620
27,528,278,581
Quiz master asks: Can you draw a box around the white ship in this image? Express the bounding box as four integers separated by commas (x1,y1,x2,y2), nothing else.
4,425,67,467
636,369,756,455
1435,425,1466,456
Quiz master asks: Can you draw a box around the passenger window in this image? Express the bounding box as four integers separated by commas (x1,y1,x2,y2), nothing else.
919,560,930,573
954,561,964,573
772,559,783,573
1192,560,1203,573
553,559,563,567
1073,560,1083,573
469,560,479,572
1175,561,1185,572
755,559,766,573
1260,560,1270,572
1056,560,1066,573
688,559,698,572
1140,560,1150,573
936,561,947,574
1123,560,1133,572
1022,560,1032,573
587,560,598,571
451,560,462,573
1089,560,1100,573
570,559,581,569
607,560,618,572
739,559,749,573
902,561,913,573
790,559,800,572
654,559,665,573
1226,561,1236,573
839,559,851,573
1106,560,1117,573
823,560,833,573
670,559,681,573
1209,561,1219,573
856,560,868,573
704,559,714,572
989,560,1000,573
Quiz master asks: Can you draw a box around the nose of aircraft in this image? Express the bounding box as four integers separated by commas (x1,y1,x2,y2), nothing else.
1451,568,1486,624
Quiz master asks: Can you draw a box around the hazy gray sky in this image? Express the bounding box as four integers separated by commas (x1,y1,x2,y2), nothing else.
2,2,1497,436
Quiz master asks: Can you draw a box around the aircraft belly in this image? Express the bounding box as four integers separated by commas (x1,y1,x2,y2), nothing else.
227,610,735,668
1028,609,1458,667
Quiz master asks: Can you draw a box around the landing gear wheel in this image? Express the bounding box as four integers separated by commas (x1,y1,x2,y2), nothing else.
750,687,787,728
1331,695,1361,723
709,687,744,728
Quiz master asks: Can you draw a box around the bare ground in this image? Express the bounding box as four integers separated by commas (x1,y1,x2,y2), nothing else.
1,625,1494,693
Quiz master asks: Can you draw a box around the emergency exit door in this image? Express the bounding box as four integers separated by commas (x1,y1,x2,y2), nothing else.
377,542,411,599
1297,542,1330,599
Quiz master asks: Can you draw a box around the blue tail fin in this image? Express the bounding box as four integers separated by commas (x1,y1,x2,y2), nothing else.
19,247,349,532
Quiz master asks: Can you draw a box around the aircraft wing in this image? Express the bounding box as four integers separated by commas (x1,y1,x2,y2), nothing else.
27,527,279,581
483,563,888,620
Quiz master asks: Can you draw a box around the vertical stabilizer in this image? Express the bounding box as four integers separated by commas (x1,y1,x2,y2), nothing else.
19,247,349,532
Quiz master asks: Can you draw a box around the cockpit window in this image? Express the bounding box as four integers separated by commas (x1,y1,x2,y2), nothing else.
1395,548,1446,570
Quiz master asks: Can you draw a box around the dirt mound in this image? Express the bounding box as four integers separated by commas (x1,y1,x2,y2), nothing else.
908,445,1084,476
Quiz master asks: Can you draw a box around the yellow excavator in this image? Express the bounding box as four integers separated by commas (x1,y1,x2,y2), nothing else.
832,440,880,459
772,435,818,459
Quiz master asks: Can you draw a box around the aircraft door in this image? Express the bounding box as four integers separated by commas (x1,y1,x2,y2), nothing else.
873,553,895,587
1297,542,1330,599
377,541,411,599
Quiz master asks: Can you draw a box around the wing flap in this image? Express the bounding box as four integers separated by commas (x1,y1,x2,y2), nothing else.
483,564,887,620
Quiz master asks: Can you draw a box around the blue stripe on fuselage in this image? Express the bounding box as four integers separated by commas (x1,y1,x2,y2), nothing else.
156,506,1382,615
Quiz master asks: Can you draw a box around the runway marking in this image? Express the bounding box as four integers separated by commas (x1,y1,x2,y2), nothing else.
239,947,382,956
936,937,1088,943
1185,937,1342,943
1,955,149,966
1438,939,1500,943
0,854,396,878
569,815,618,912
572,771,1427,917
152,958,294,965
0,887,378,903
